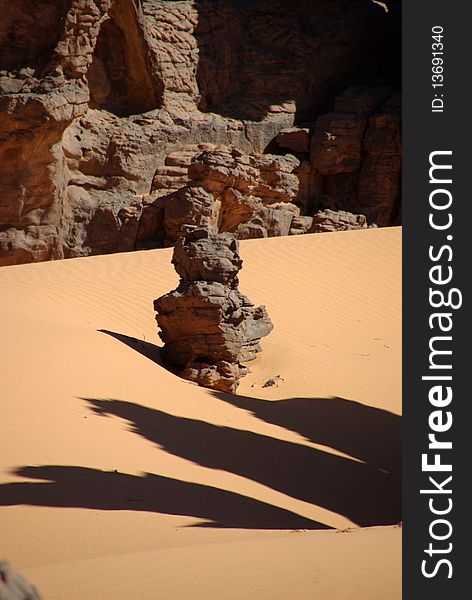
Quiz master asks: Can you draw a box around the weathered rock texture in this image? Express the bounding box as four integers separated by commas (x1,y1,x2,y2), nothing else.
0,0,401,266
137,92,402,244
154,228,273,392
308,84,401,225
293,83,401,225
310,209,368,233
0,561,42,600
140,145,301,246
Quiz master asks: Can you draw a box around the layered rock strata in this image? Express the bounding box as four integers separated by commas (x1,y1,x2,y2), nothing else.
138,133,389,245
0,0,400,266
154,228,273,393
137,84,401,247
282,84,401,226
140,145,300,245
310,209,369,233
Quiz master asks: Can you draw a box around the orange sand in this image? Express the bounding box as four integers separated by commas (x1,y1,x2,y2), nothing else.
0,228,401,599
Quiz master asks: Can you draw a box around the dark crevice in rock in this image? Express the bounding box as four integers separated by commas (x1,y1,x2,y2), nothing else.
88,0,163,117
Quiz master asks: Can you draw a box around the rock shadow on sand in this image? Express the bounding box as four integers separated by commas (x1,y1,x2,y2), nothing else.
210,392,401,478
0,465,325,531
99,329,166,368
80,398,401,526
0,394,400,529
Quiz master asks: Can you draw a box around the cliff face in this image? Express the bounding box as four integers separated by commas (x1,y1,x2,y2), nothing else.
0,0,401,266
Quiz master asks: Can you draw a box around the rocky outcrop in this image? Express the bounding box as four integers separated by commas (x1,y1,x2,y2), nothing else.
358,92,402,225
136,144,302,247
275,127,310,154
275,83,402,225
0,561,42,600
154,228,273,392
310,209,368,233
0,0,400,266
138,81,402,244
162,146,300,243
310,113,367,175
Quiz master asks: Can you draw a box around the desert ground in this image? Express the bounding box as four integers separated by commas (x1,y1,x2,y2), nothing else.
0,227,401,599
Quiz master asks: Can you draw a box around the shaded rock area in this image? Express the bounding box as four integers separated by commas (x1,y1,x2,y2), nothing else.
0,0,401,266
154,228,273,392
0,561,41,600
288,84,401,226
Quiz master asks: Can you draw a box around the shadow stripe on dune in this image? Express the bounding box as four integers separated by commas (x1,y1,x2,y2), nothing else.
210,391,401,477
98,329,166,367
84,398,401,526
0,465,325,531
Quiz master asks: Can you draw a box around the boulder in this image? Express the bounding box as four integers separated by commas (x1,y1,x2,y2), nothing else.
0,561,42,600
154,229,273,392
160,146,300,242
164,185,220,241
290,216,314,235
309,209,368,232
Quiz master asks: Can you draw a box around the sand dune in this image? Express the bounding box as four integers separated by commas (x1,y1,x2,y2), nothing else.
0,228,401,599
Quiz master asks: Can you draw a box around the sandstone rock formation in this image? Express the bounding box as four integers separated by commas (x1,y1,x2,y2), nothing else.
0,561,42,600
137,87,403,244
0,0,400,266
154,228,273,392
275,127,311,154
141,145,300,245
310,209,369,233
284,83,401,225
358,92,402,225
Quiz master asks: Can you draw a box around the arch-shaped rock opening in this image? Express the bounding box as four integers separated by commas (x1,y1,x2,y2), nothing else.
87,0,163,117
